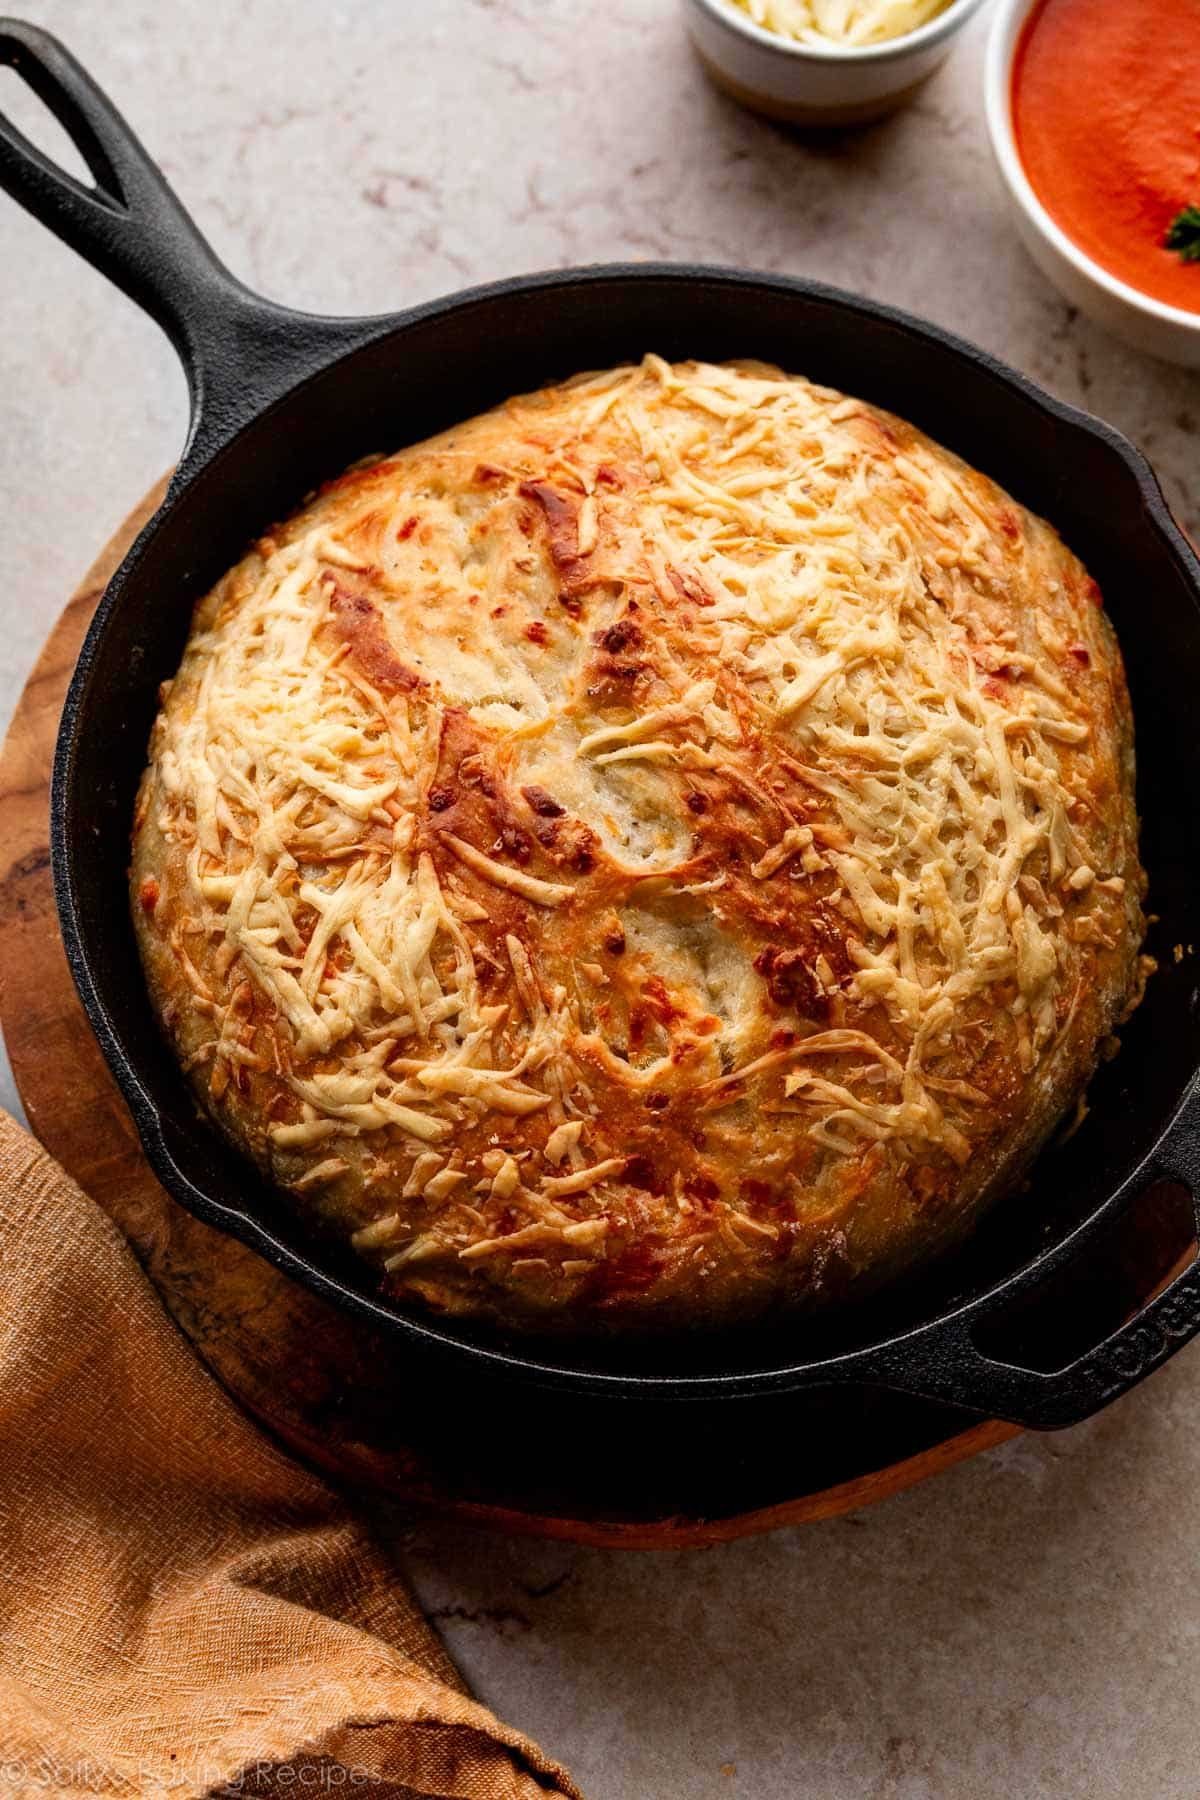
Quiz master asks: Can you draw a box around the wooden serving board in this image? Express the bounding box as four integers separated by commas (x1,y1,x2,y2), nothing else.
0,483,1019,1549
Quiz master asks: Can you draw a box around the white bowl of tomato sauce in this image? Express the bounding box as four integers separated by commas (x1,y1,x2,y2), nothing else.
985,0,1200,367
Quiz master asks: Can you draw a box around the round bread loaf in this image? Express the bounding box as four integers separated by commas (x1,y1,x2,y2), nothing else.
131,357,1148,1332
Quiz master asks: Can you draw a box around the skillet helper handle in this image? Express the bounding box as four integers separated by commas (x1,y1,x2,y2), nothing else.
0,19,353,468
858,1175,1200,1430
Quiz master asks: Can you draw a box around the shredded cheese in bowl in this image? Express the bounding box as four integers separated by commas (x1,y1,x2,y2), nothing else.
726,0,953,48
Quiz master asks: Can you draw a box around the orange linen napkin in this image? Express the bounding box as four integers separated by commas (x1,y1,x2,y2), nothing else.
0,1111,581,1800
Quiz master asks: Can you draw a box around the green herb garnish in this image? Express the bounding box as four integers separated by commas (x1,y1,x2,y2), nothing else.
1165,206,1200,264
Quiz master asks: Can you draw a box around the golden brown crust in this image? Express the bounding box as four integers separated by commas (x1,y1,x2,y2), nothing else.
130,358,1147,1332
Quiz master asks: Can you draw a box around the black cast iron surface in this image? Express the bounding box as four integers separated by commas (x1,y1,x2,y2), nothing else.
4,18,1200,1437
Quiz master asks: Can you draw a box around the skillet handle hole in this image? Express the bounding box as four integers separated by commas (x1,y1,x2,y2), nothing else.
970,1181,1197,1376
0,65,99,193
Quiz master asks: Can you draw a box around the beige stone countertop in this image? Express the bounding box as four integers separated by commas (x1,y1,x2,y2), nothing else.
1,3,1198,1796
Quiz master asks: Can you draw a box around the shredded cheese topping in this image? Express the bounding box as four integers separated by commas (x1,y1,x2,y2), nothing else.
133,355,1143,1325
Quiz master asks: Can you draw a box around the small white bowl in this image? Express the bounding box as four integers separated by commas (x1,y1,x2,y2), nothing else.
684,0,990,128
985,0,1200,368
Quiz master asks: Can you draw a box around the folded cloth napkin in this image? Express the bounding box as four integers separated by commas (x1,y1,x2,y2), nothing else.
0,1112,580,1800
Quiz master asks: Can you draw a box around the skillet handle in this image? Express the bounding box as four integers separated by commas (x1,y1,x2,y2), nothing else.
0,19,355,468
852,1166,1200,1430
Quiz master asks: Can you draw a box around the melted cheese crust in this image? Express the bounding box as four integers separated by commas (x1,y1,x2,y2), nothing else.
131,357,1148,1331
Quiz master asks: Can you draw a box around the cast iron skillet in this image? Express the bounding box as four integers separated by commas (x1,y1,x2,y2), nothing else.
3,18,1200,1434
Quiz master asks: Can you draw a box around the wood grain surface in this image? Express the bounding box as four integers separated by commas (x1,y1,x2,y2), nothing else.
0,483,1020,1549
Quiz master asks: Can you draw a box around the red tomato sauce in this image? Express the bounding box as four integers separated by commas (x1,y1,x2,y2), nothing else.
1012,0,1200,314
